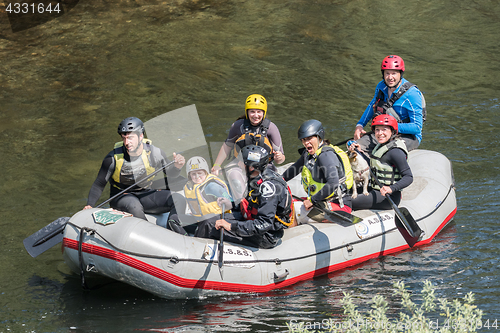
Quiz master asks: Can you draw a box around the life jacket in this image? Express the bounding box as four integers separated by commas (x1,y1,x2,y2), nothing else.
111,139,157,191
239,169,295,227
300,144,353,199
373,81,427,123
370,139,408,190
234,118,274,156
184,174,230,218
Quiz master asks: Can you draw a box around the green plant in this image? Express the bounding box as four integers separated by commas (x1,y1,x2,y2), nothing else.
286,280,483,333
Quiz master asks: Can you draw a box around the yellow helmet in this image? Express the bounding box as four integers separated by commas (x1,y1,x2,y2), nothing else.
245,94,267,119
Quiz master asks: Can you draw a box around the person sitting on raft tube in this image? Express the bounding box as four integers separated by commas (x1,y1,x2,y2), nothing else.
348,114,413,210
195,145,295,249
184,156,233,222
282,119,353,220
211,94,286,200
353,55,425,153
83,117,187,232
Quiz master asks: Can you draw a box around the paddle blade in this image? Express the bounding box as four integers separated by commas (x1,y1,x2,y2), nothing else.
394,207,423,247
218,240,224,280
23,217,70,258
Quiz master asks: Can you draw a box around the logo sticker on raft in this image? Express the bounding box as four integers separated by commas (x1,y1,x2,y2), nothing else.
93,209,132,226
355,212,396,239
203,243,255,268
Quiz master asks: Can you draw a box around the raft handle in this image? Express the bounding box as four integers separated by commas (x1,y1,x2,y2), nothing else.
273,269,289,281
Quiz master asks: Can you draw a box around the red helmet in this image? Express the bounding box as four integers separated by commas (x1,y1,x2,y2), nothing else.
381,55,405,72
371,114,398,133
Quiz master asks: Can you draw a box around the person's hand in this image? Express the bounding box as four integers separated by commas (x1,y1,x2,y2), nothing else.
215,219,231,231
173,152,185,169
273,151,285,164
83,205,92,210
347,140,360,152
380,186,393,197
217,197,232,210
211,164,221,176
303,199,313,210
353,126,366,141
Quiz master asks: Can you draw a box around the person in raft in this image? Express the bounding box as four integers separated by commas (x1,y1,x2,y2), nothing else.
195,145,295,249
281,119,353,223
353,55,425,153
211,94,286,200
83,117,187,232
183,156,232,221
348,114,413,210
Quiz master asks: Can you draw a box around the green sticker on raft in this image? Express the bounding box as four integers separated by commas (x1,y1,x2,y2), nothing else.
93,209,132,226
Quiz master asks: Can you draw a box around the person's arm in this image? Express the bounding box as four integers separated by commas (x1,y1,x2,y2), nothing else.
387,148,413,192
396,87,423,137
158,149,182,178
212,143,232,175
281,155,304,182
212,120,242,174
204,182,233,202
267,122,286,164
85,153,114,208
310,151,340,204
355,82,385,140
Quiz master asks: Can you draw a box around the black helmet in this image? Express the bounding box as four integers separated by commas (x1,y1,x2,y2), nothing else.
117,117,144,135
297,119,324,140
241,145,273,171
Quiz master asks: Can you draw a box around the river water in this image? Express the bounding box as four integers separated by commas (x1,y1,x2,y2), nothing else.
1,0,499,332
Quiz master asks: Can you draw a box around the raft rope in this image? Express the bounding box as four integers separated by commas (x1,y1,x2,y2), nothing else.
70,183,455,266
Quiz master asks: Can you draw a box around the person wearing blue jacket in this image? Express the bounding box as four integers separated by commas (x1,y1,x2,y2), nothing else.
353,55,425,153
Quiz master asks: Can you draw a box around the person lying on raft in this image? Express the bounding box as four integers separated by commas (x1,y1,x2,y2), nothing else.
281,119,353,223
211,94,286,200
195,145,295,249
348,114,413,210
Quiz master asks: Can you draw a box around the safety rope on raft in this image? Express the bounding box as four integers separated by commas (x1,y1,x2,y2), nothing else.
71,184,454,266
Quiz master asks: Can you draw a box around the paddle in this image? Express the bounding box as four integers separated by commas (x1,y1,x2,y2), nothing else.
218,203,226,279
23,159,178,258
24,105,210,258
353,148,423,247
292,195,363,224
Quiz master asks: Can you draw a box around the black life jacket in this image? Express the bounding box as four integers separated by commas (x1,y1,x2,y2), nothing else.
239,169,295,227
234,118,273,156
373,81,427,123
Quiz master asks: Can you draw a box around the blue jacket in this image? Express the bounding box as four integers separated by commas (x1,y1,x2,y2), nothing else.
357,78,424,142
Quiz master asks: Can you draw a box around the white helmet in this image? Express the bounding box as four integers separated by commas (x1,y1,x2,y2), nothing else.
186,156,210,175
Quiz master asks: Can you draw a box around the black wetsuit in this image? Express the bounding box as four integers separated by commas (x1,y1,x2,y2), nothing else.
351,147,412,210
86,143,186,222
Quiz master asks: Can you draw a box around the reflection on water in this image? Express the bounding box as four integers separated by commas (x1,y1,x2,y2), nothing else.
1,0,500,331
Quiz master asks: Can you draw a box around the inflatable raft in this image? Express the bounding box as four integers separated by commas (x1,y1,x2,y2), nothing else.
61,149,456,299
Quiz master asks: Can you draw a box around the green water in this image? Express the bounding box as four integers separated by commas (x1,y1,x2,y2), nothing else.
1,0,499,331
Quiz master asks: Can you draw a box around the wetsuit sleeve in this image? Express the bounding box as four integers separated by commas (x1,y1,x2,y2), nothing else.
386,148,413,192
267,122,285,154
230,180,281,237
158,149,181,178
310,150,340,204
86,153,115,207
281,155,305,182
224,119,245,147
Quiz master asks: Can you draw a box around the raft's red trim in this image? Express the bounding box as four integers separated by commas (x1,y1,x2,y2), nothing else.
62,208,456,294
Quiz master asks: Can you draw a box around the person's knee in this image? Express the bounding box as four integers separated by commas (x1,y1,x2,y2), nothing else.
113,196,145,219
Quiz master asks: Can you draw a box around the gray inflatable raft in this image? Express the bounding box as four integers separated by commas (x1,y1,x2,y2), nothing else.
62,149,456,299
